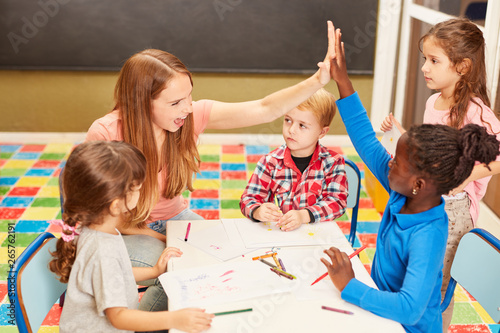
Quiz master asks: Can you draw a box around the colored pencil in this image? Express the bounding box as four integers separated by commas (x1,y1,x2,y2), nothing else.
270,267,296,280
278,258,286,272
184,222,191,242
310,245,368,286
321,305,354,315
272,253,282,270
213,308,253,316
259,258,277,268
252,252,275,260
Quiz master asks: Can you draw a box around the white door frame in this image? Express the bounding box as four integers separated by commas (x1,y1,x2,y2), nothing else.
370,0,500,130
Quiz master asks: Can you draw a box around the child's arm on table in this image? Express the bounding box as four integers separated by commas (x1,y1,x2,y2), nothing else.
118,224,166,243
321,227,446,325
132,247,182,282
105,307,213,333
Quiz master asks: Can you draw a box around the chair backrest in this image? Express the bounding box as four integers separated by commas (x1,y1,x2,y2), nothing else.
441,228,500,323
9,232,67,333
344,158,361,246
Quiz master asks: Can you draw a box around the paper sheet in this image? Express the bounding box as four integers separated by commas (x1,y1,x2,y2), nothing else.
276,246,377,300
177,222,253,261
159,261,295,309
380,126,402,158
232,218,347,248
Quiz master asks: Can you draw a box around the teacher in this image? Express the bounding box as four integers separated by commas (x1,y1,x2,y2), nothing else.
86,21,337,313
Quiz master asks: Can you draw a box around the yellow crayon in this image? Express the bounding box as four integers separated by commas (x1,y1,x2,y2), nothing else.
272,253,282,270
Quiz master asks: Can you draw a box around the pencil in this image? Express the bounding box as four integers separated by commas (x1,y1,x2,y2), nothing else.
321,305,354,315
213,308,253,316
252,252,275,260
272,253,282,270
270,267,296,280
278,258,286,272
184,222,191,242
259,258,277,269
310,245,368,286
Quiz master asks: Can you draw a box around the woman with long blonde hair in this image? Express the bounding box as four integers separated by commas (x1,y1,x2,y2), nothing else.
86,21,338,313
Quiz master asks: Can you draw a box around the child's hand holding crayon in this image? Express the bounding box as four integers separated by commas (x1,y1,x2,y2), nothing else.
320,246,355,292
276,210,311,231
253,203,283,222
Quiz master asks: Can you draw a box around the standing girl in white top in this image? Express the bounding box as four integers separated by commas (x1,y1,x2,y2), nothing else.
381,18,500,331
49,141,213,333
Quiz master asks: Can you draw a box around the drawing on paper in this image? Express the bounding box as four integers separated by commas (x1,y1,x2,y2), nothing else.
159,261,294,309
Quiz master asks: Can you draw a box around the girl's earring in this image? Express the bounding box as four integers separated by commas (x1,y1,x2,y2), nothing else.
412,188,418,195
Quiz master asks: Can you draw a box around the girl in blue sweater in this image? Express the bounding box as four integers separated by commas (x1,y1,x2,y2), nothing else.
320,28,500,332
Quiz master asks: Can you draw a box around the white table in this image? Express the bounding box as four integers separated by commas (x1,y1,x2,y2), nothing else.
165,219,405,333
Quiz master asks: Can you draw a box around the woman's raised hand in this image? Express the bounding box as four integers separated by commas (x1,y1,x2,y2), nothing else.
316,20,336,85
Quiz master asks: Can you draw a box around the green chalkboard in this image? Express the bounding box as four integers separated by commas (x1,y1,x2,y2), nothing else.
0,0,377,74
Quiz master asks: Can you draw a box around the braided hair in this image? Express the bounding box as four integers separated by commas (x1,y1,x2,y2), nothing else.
406,123,499,195
49,141,146,283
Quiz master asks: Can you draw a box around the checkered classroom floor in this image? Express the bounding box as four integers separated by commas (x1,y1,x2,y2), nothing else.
1,141,498,333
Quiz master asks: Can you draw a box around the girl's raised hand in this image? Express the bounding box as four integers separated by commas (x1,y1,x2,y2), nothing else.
380,114,394,132
329,27,349,84
380,113,406,134
320,246,355,292
253,203,283,222
328,26,355,99
171,308,214,333
154,247,183,276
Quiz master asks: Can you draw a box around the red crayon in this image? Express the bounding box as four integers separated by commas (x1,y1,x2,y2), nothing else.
321,305,354,315
311,245,367,286
184,222,191,242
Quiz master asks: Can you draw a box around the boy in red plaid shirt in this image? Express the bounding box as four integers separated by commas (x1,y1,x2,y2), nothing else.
240,88,348,231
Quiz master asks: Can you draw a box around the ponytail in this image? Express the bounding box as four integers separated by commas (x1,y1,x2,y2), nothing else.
49,215,79,283
454,124,500,181
407,123,499,195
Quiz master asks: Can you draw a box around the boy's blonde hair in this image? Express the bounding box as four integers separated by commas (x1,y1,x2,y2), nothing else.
297,88,336,127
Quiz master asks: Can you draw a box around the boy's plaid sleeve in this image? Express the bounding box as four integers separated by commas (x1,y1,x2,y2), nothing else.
240,155,274,220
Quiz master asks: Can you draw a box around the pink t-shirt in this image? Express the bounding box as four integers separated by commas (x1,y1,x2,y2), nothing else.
423,93,500,224
85,99,214,223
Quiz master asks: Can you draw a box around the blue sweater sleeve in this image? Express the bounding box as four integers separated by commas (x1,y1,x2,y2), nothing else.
336,93,392,192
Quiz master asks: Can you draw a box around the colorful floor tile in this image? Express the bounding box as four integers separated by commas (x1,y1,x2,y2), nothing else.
0,142,497,332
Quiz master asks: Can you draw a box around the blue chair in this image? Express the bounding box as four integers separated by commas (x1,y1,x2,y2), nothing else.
344,158,361,246
441,228,500,323
9,232,67,333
